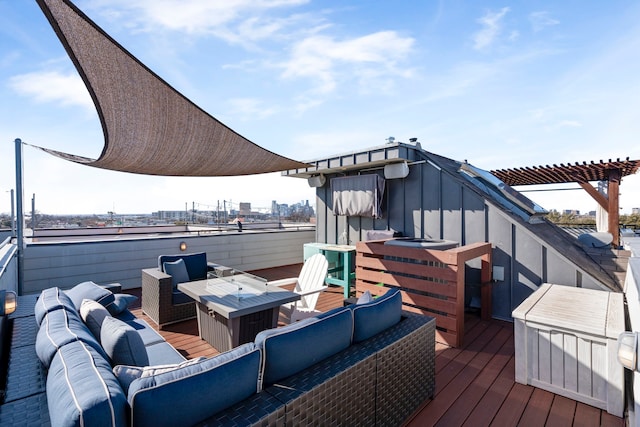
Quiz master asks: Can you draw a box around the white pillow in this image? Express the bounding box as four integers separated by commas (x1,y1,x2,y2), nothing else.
79,299,111,341
113,357,206,393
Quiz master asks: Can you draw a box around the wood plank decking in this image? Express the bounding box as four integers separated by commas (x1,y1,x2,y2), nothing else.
128,264,625,427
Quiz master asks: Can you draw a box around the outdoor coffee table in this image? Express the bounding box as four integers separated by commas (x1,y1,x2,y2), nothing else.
178,271,300,352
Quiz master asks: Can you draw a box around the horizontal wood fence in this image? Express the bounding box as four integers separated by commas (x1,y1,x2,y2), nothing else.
355,240,492,347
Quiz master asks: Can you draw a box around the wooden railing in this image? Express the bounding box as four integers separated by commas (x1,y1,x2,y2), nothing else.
355,240,492,348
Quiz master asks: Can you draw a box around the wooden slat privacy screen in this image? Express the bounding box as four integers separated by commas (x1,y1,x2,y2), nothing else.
355,240,492,347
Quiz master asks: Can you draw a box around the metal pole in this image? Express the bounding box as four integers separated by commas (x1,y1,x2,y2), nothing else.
31,193,36,229
15,138,24,295
10,189,15,237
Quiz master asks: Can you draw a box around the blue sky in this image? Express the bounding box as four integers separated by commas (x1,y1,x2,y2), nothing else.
1,0,639,215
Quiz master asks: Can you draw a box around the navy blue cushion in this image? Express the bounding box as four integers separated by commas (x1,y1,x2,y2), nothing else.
351,287,402,342
35,287,76,326
159,252,208,281
47,340,127,427
100,317,149,367
104,293,138,316
65,281,115,311
36,307,107,368
255,307,353,386
163,259,190,289
171,290,193,305
128,343,261,427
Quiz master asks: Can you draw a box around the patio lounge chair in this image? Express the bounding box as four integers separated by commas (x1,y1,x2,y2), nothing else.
268,253,329,323
141,252,215,328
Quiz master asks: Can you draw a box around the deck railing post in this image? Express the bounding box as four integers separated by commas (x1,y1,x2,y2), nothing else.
14,138,24,295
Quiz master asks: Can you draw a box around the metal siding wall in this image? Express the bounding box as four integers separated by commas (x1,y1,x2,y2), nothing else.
546,250,579,286
513,226,543,310
387,173,406,235
462,188,486,245
441,174,462,243
403,164,422,238
487,206,514,321
21,230,315,294
423,163,442,239
315,184,329,243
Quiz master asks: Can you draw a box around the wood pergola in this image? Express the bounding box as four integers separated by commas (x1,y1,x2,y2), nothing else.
491,158,640,247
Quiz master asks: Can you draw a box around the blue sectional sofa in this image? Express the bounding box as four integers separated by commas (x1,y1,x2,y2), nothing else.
0,284,435,427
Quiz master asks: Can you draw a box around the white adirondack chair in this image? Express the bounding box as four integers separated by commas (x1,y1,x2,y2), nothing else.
268,253,329,323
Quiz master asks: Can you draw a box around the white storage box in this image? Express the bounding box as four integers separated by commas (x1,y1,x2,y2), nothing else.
513,283,624,416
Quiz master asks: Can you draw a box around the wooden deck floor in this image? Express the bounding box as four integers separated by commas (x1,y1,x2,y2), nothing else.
128,264,625,427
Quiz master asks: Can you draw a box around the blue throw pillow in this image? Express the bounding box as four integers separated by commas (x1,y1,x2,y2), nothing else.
104,293,138,316
101,316,149,367
47,340,127,427
351,287,402,342
65,281,115,311
163,259,190,289
128,344,261,427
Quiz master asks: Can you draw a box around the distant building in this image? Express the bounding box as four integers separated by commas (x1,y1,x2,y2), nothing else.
563,209,580,216
239,203,251,216
633,207,640,215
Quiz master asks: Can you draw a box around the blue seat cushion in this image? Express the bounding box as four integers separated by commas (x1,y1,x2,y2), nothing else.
100,317,149,367
47,340,127,427
65,281,115,311
255,307,353,386
163,259,190,289
159,252,208,281
36,307,107,368
104,293,138,316
34,287,76,326
128,343,261,427
351,287,402,342
171,289,193,305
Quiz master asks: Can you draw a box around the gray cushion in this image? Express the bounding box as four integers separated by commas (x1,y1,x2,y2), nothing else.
145,341,188,366
47,340,126,427
100,316,149,367
80,299,111,341
34,287,76,326
65,281,115,311
163,259,190,289
351,287,402,342
104,293,138,316
357,290,373,304
255,307,353,386
128,343,261,427
35,307,106,368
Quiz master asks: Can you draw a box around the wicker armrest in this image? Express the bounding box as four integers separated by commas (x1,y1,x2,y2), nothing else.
142,268,195,328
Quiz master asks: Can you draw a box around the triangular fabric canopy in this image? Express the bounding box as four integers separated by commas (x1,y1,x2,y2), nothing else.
35,0,308,176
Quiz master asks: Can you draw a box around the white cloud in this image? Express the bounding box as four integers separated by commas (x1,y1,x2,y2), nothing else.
8,71,93,110
473,7,510,51
280,31,414,107
227,98,278,120
529,11,559,32
90,0,310,43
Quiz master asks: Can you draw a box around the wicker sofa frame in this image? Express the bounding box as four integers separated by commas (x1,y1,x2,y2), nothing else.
0,297,434,427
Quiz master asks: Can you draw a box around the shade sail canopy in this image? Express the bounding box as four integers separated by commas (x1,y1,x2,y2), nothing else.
35,0,308,176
